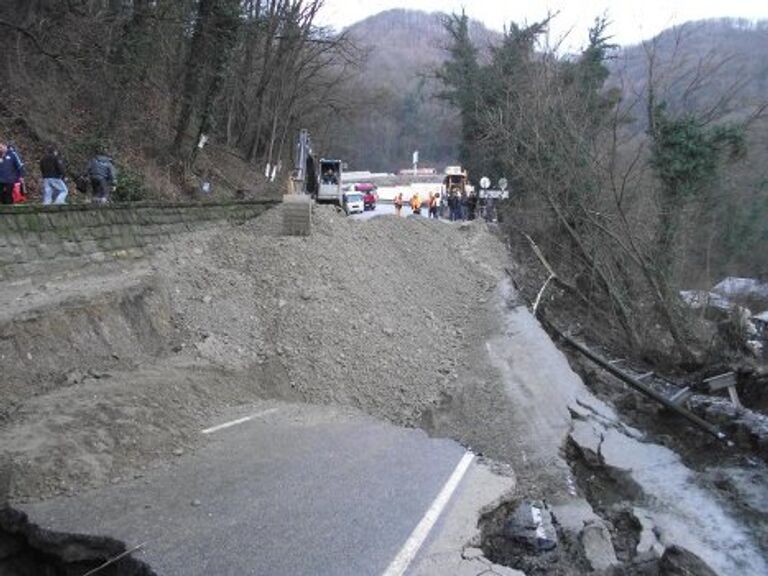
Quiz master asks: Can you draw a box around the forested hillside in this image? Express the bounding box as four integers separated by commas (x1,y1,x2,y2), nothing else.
0,0,357,200
430,11,768,362
335,12,768,175
333,9,500,171
612,19,768,125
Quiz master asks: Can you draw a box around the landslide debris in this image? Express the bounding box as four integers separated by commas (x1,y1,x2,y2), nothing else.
0,206,510,500
160,206,510,426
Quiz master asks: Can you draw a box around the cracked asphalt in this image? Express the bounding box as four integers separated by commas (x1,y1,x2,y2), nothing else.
21,402,514,575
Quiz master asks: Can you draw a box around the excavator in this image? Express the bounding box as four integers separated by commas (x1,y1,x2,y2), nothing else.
291,129,342,204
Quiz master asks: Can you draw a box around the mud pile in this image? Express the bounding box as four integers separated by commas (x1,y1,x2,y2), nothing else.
160,205,510,426
0,206,510,500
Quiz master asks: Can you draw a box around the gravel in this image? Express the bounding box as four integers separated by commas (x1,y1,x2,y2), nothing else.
1,205,511,500
161,205,510,426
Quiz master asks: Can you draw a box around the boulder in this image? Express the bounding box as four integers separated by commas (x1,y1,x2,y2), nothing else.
502,500,558,553
659,545,718,576
580,519,619,572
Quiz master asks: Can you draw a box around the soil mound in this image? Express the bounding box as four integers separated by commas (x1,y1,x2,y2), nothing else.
163,206,510,425
0,206,511,499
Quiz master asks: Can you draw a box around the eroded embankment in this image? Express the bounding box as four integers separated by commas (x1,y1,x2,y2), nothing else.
0,271,173,417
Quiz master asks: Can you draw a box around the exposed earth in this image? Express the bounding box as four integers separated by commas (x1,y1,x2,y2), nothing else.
1,204,766,575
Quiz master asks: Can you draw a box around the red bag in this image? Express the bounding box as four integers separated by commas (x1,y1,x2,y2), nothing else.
11,180,26,203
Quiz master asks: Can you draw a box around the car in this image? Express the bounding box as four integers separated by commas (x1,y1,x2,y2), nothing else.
343,192,365,215
355,183,378,211
362,190,377,210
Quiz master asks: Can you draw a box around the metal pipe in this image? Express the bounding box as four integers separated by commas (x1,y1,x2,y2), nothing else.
556,330,727,442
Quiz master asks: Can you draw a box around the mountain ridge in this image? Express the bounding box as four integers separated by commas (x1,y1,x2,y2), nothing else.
334,9,768,172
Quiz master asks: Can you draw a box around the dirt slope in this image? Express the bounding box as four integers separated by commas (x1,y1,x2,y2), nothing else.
1,206,510,500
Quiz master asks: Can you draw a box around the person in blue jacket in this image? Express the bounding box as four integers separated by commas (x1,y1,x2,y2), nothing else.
0,142,25,205
87,148,117,204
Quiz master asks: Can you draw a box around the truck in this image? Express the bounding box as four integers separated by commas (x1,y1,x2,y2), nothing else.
317,158,343,204
442,165,472,197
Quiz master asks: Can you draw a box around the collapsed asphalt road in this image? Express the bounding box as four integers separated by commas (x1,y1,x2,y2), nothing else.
20,402,515,576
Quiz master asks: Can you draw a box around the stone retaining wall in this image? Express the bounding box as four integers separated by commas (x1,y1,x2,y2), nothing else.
0,200,277,281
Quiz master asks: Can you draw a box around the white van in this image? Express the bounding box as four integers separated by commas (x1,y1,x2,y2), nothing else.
343,192,364,215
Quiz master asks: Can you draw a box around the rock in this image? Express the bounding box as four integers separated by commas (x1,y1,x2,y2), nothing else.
202,295,212,304
502,500,558,553
64,371,84,386
659,545,718,576
569,420,604,467
633,507,664,562
461,546,485,560
580,520,619,571
491,565,526,576
600,427,679,472
191,499,202,507
172,448,185,456
551,498,600,534
574,394,618,423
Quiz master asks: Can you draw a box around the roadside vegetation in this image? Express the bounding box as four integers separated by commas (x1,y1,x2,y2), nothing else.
0,0,357,200
437,12,768,366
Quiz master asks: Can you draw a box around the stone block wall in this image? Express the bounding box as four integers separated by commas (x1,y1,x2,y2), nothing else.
0,200,277,281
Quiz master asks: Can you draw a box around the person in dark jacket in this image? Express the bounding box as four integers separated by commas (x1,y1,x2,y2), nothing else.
448,190,460,221
467,191,477,221
39,145,68,205
87,151,117,204
0,142,25,205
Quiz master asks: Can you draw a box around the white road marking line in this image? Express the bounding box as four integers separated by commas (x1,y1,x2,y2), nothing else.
382,451,475,576
201,408,278,435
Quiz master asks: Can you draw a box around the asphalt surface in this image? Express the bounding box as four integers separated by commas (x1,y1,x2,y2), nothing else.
349,203,437,221
22,402,479,576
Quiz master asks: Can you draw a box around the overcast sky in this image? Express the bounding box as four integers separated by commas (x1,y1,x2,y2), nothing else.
318,0,768,50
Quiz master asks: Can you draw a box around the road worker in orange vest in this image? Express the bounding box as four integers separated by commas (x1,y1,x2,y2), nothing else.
410,192,422,216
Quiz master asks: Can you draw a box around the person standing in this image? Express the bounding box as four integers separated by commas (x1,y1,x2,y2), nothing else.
394,192,404,217
468,191,477,221
87,150,117,204
448,190,459,221
410,192,422,216
39,145,68,205
429,192,440,219
0,142,24,205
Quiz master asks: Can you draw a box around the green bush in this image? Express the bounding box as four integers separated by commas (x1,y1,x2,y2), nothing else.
113,165,148,202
